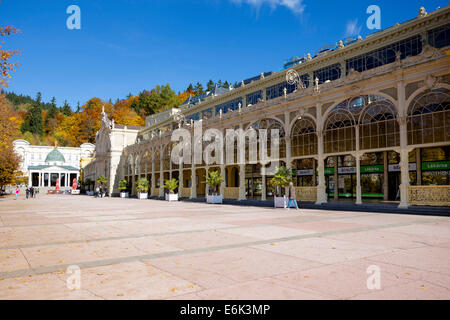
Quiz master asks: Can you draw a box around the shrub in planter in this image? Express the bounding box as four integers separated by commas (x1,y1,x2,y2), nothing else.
163,178,178,201
269,166,292,208
136,178,149,199
119,179,129,198
205,170,224,204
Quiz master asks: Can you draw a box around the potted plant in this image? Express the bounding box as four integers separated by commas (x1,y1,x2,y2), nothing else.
96,175,107,197
136,177,149,199
163,178,178,201
118,179,129,198
205,170,224,204
270,166,292,208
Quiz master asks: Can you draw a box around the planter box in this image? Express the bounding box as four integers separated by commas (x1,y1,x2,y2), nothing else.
165,193,178,201
86,191,94,196
120,192,129,198
207,194,223,204
274,196,287,208
71,190,80,195
137,192,148,199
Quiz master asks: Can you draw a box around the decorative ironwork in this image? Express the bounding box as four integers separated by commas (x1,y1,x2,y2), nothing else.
286,69,306,91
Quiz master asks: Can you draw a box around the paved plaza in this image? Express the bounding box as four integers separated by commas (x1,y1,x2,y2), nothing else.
0,194,449,300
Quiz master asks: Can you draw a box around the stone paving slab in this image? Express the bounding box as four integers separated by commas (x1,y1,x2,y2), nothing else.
0,194,449,300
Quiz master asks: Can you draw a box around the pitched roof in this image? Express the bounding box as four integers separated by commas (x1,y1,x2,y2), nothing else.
28,165,79,171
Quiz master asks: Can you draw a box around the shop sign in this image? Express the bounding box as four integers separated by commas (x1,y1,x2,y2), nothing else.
361,165,384,173
297,169,313,176
422,161,450,171
338,167,356,174
388,163,416,172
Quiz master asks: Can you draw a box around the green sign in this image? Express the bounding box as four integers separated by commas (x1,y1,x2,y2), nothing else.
422,161,450,171
324,168,334,175
361,165,384,173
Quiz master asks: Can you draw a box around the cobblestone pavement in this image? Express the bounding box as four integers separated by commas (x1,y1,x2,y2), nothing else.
0,194,449,299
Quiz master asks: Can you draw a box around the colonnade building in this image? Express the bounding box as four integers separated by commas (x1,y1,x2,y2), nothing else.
84,6,450,207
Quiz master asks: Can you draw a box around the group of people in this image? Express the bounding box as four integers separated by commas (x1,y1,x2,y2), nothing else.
95,185,106,198
14,186,38,200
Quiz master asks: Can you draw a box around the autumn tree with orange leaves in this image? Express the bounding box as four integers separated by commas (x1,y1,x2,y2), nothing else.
0,26,21,88
0,24,22,190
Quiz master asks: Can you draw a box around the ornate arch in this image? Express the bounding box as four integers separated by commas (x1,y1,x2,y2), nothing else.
359,98,399,150
290,117,317,157
407,87,450,145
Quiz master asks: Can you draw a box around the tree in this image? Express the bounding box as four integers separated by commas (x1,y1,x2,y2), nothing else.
0,25,21,88
205,170,224,195
136,177,149,193
269,166,292,197
206,79,215,91
131,84,180,116
163,178,178,194
21,92,43,135
44,96,58,134
0,94,20,189
223,81,230,89
194,82,204,94
61,100,72,116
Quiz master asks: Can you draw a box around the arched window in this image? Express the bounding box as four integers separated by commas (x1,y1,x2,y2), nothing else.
291,118,317,157
359,99,399,149
134,156,139,175
127,155,133,177
324,95,397,153
407,88,450,145
154,149,161,171
324,105,355,153
249,118,286,160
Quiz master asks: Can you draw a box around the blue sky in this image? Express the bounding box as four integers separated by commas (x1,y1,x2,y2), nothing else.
0,0,445,108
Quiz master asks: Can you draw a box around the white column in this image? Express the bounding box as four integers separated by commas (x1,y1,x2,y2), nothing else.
315,102,327,204
355,154,362,205
28,172,32,187
238,164,246,200
261,166,266,201
205,167,209,197
190,168,197,199
220,165,225,197
383,152,389,201
151,158,155,196
355,125,362,205
159,151,164,197
179,167,184,196
397,80,410,208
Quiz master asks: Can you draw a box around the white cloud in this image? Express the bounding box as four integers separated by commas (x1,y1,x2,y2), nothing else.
345,19,362,36
231,0,305,15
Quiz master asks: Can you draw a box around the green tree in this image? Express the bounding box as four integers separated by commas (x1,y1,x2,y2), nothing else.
223,81,230,89
21,92,43,135
205,170,224,195
206,79,215,91
194,82,204,94
61,100,72,116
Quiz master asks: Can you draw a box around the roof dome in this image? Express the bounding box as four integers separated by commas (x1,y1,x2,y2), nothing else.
45,148,65,163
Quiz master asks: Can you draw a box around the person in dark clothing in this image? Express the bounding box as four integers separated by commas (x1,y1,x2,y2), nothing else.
287,182,299,210
25,187,30,199
30,187,34,198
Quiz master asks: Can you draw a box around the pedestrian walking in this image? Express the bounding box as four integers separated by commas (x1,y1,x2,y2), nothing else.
30,187,34,198
26,187,30,199
95,186,100,198
286,182,299,210
15,186,20,200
